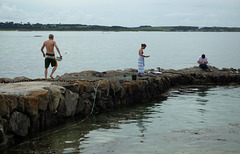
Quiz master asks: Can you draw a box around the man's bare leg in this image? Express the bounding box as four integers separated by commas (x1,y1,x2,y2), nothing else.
45,68,48,79
50,66,57,79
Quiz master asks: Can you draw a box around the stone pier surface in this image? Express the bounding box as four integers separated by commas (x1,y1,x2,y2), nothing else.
0,66,240,150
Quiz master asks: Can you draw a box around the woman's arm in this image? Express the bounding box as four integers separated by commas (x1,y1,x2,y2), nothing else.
139,49,150,57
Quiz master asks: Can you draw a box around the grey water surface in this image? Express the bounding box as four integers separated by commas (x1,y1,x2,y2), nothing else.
0,31,240,79
4,85,240,154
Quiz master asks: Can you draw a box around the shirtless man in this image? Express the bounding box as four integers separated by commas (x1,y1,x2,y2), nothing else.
41,34,62,79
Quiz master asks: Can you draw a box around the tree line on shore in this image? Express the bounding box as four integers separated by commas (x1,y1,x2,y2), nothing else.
1,22,240,32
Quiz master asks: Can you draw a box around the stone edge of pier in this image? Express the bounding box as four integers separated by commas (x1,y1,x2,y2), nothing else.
0,66,240,151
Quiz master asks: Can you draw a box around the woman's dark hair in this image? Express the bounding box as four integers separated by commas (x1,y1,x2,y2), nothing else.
201,54,205,59
141,44,147,47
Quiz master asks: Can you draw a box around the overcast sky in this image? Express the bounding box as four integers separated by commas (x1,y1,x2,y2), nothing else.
0,0,239,27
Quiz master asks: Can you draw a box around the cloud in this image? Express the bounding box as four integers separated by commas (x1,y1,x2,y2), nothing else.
0,0,240,27
0,3,26,22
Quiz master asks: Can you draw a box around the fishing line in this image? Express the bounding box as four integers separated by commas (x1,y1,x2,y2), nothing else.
11,80,102,150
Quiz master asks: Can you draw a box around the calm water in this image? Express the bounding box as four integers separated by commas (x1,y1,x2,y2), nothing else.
4,85,240,154
0,31,240,79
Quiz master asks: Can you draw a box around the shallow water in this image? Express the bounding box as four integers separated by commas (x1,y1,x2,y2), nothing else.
4,85,240,154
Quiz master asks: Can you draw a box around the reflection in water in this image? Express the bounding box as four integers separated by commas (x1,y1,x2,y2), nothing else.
4,86,240,154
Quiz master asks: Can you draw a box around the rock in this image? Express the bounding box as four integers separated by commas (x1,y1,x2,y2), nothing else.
45,86,62,114
95,80,109,91
17,96,25,112
84,103,92,115
13,76,31,82
109,79,125,99
76,81,94,93
230,67,237,72
123,68,138,72
92,72,104,77
9,111,30,137
0,125,4,143
56,94,66,117
4,95,18,113
95,80,110,100
0,66,240,151
122,81,140,95
64,83,80,93
76,99,91,115
221,68,230,72
29,90,49,111
65,90,79,117
81,70,100,75
39,111,58,129
23,96,40,117
0,94,9,118
0,78,13,83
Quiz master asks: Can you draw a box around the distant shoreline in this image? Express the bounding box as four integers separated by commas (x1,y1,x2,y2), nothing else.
1,22,240,32
1,30,240,33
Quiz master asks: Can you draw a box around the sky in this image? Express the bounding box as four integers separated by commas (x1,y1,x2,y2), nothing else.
0,0,240,27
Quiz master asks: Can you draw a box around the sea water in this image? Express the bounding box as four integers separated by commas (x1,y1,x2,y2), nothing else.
3,85,240,154
1,32,240,153
0,31,240,79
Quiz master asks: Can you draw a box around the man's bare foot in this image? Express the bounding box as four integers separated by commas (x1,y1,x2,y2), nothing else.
50,75,54,79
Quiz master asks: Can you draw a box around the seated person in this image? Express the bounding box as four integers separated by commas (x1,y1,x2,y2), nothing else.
197,54,212,72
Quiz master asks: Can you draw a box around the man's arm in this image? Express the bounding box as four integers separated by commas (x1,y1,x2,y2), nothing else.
41,42,45,57
54,41,62,58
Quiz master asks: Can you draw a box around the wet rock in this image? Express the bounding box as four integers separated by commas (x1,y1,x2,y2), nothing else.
76,98,85,114
1,66,240,151
39,111,58,129
56,94,66,117
0,125,4,143
4,95,18,113
45,86,62,114
0,94,9,118
84,103,92,115
65,90,79,116
9,111,30,137
17,96,25,112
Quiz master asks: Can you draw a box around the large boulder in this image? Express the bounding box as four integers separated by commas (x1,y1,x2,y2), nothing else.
13,76,31,82
22,96,40,117
0,125,4,143
65,90,79,116
4,95,18,113
0,94,9,118
29,90,49,111
9,111,30,137
44,86,62,114
0,78,13,83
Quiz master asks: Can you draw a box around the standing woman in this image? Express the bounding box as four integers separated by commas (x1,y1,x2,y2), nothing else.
138,44,150,76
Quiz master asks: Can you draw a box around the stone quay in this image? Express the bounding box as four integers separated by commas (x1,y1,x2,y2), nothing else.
0,66,240,151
